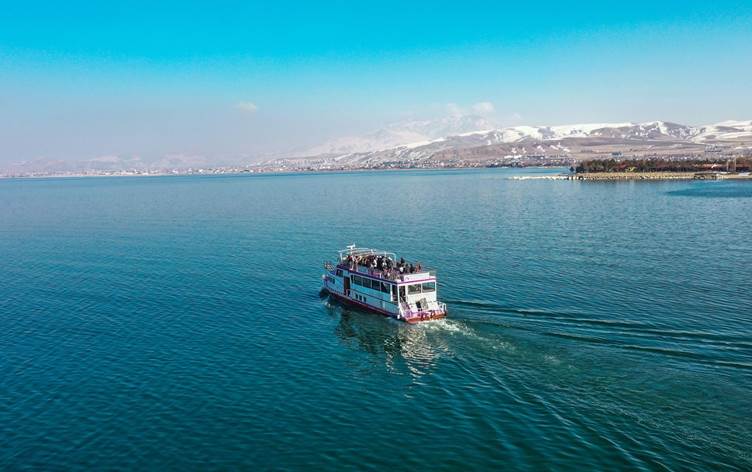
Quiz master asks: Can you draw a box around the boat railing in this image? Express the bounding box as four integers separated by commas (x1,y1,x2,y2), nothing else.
338,247,397,261
336,263,436,281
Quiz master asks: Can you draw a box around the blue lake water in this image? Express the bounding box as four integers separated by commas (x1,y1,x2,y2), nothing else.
1,169,751,470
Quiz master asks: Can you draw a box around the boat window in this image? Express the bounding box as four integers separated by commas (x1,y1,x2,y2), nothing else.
408,284,422,295
353,276,362,286
363,278,372,289
421,282,436,292
336,269,342,277
381,282,389,293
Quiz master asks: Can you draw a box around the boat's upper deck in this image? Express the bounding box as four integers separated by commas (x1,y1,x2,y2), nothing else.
334,245,435,283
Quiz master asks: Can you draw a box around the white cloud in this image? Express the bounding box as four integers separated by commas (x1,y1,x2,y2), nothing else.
472,101,495,115
235,101,258,113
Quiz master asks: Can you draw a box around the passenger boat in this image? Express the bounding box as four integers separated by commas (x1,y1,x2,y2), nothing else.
321,245,447,323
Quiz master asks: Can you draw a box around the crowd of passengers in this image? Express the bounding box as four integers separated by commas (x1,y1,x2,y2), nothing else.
342,254,422,277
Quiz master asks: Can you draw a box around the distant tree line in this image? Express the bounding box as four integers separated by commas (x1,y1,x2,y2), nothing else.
575,158,751,174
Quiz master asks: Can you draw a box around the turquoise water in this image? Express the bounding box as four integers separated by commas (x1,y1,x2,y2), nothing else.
1,169,750,470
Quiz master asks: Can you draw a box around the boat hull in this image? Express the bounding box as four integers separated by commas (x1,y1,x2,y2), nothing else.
322,287,446,323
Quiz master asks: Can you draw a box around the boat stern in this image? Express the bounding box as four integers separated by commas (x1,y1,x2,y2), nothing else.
400,305,447,323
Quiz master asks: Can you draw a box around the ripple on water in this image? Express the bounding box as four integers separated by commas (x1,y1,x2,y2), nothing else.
1,171,751,470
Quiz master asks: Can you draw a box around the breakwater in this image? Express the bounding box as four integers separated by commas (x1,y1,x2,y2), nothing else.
573,172,696,181
572,172,752,181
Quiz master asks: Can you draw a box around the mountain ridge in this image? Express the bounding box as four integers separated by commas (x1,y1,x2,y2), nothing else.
4,119,752,176
306,119,752,156
271,119,752,168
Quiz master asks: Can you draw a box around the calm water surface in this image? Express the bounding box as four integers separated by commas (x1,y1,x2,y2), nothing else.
1,169,750,470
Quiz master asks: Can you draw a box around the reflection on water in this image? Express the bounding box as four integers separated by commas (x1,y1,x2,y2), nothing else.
325,299,452,378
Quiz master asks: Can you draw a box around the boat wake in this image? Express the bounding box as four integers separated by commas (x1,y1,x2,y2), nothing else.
444,298,752,371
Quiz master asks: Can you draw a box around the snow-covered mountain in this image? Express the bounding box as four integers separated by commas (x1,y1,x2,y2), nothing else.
692,120,752,142
294,120,752,159
299,114,495,156
269,119,752,168
414,121,698,146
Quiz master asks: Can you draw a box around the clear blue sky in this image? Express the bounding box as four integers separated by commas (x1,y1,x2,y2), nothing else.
1,0,751,163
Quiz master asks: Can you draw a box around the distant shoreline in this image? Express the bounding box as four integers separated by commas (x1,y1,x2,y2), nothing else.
0,166,564,180
5,168,752,182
